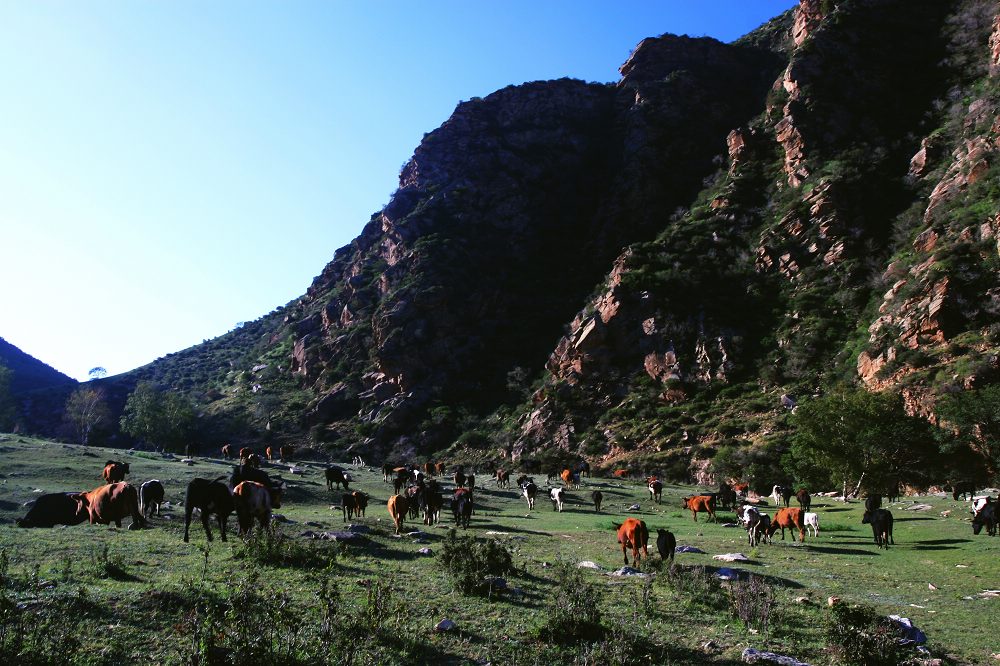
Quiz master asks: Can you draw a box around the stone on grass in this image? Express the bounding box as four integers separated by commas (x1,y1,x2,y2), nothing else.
418,548,433,555
715,568,739,581
903,504,934,511
675,545,705,554
607,567,649,578
741,648,812,665
577,561,604,571
434,619,457,632
713,553,749,562
889,616,926,645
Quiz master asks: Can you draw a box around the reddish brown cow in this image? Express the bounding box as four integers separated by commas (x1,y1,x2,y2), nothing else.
423,462,435,476
494,469,510,489
387,494,409,535
682,495,717,522
613,517,649,565
434,462,446,476
265,446,274,462
560,469,574,487
102,461,129,484
613,469,629,479
768,507,806,542
221,444,233,459
239,447,253,462
73,482,144,529
233,480,283,536
732,482,750,498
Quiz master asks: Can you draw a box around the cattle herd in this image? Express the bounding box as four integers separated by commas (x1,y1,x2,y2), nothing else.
12,448,999,573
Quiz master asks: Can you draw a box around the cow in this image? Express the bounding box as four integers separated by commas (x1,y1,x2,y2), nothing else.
74,482,145,529
452,488,473,529
265,446,274,462
406,484,424,520
795,489,811,512
434,462,446,476
613,469,629,479
423,461,435,477
732,482,750,499
613,518,649,566
183,477,234,543
410,468,425,485
16,493,88,528
768,507,806,542
521,481,538,510
648,479,663,504
739,505,771,547
682,495,716,522
239,447,253,463
229,464,277,490
325,467,351,491
466,474,476,492
454,469,468,489
560,469,574,488
382,463,395,483
804,511,820,538
886,481,901,503
862,508,894,549
592,490,603,512
233,480,284,536
139,479,165,518
864,495,882,513
341,491,368,522
387,494,409,534
754,514,772,546
279,445,294,462
717,483,738,511
243,453,261,469
577,461,591,478
494,469,510,489
221,444,233,459
102,460,129,484
515,474,533,487
550,487,565,512
423,488,443,526
655,528,676,562
770,485,783,506
951,480,977,501
781,486,793,507
972,501,997,536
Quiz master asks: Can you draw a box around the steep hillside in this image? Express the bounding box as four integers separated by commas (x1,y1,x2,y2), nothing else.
0,337,75,394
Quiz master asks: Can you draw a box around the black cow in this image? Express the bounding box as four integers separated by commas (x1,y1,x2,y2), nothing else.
423,489,443,525
183,477,234,543
864,495,882,513
16,493,88,528
862,508,894,549
341,491,368,522
325,467,350,491
973,501,997,536
592,490,603,512
656,528,676,562
951,480,978,501
139,479,165,517
452,489,472,529
781,486,794,508
717,483,738,511
229,464,275,490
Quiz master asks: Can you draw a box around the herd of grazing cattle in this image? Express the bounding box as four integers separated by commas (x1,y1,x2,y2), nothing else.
12,447,999,573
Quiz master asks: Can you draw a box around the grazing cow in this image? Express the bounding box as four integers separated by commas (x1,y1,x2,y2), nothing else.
139,479,165,518
221,444,233,459
592,490,603,512
739,505,771,547
613,518,649,566
717,483,738,511
265,446,274,462
560,469,573,487
648,479,663,504
16,493,88,528
515,474,533,487
550,487,566,512
243,453,261,469
184,477,234,542
795,489,811,512
732,482,750,499
804,512,820,538
754,514,773,546
655,528,676,562
886,481,901,503
682,495,716,522
454,469,468,489
423,489,443,525
233,480,284,536
494,469,510,489
972,501,997,536
521,481,538,510
613,469,629,479
862,508,894,549
341,491,368,521
864,495,882,513
382,463,394,483
387,494,409,534
452,488,473,528
325,467,351,491
74,482,145,529
951,480,977,501
768,507,806,542
467,474,476,492
102,460,129,484
434,462,446,476
279,445,294,462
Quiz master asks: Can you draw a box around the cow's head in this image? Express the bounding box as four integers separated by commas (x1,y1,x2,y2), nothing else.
973,519,985,535
681,496,691,509
861,510,872,524
611,521,622,531
269,480,285,509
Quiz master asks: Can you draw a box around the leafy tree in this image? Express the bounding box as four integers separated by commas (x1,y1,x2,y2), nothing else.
787,389,938,499
120,382,197,452
0,362,15,431
64,387,111,445
935,385,1000,483
87,367,108,380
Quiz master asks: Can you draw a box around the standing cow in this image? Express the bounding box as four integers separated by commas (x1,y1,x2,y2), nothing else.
139,479,165,518
233,480,284,537
184,477,234,543
682,495,716,522
613,518,649,566
102,461,130,484
74,482,145,529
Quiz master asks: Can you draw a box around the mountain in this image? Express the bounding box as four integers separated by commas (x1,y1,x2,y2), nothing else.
0,337,76,395
17,0,1000,479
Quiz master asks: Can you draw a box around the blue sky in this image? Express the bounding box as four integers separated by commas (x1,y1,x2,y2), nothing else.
0,1,796,381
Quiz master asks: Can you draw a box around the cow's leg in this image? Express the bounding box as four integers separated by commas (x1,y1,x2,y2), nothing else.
184,507,194,542
218,514,227,542
621,541,628,565
115,519,122,528
202,512,214,541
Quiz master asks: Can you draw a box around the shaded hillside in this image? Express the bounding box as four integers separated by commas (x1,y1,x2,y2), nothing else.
0,337,75,394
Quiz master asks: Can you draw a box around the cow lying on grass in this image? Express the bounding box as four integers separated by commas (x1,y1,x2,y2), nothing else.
16,493,89,528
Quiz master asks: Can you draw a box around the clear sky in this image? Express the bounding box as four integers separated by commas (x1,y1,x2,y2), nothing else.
0,1,796,381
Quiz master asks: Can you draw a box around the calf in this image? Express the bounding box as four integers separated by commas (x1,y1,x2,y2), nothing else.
648,479,663,504
74,482,145,529
325,467,350,491
102,460,130,484
592,490,603,512
804,511,820,538
550,487,565,512
655,528,676,562
521,481,538,510
16,492,88,528
682,495,716,522
139,479,165,518
795,489,811,512
862,508,894,549
341,491,368,522
233,480,284,536
184,477,234,542
387,494,409,534
768,507,806,542
452,488,473,529
613,518,649,566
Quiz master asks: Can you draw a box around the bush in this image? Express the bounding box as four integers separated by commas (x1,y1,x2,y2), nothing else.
826,603,908,666
660,564,727,611
439,530,516,596
536,561,604,644
232,525,334,569
729,574,777,634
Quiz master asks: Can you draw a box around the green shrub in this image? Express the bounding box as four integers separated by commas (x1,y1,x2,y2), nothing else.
439,530,516,597
232,525,334,569
826,603,908,666
536,561,604,644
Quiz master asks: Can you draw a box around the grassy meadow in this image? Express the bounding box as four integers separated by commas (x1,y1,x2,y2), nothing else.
0,434,997,665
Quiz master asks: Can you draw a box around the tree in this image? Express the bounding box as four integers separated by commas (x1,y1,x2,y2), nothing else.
120,382,197,452
88,367,108,380
935,384,1000,484
64,387,111,445
787,389,938,499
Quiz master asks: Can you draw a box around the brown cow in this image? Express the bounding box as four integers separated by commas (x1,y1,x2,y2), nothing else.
221,444,233,459
72,482,144,529
233,480,283,536
102,460,129,484
648,479,663,504
768,507,806,542
341,491,368,521
494,469,510,489
423,462,435,476
613,518,649,566
387,494,409,535
434,462,446,476
560,468,575,488
279,445,294,461
682,495,716,522
265,446,274,462
613,469,629,479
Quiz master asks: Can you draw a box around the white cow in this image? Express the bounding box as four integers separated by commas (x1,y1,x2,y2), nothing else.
770,485,783,506
550,487,565,512
804,511,820,538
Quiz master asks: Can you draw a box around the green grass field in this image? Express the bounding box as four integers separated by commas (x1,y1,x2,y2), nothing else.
0,434,996,665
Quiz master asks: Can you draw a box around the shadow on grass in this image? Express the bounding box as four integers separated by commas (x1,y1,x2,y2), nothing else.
895,516,936,521
805,545,878,556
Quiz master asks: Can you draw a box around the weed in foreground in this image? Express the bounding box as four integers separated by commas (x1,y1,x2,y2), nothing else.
439,529,516,597
729,574,777,635
825,602,910,666
536,561,604,644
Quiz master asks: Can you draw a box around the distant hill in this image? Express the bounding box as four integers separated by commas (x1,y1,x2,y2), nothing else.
0,337,76,394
